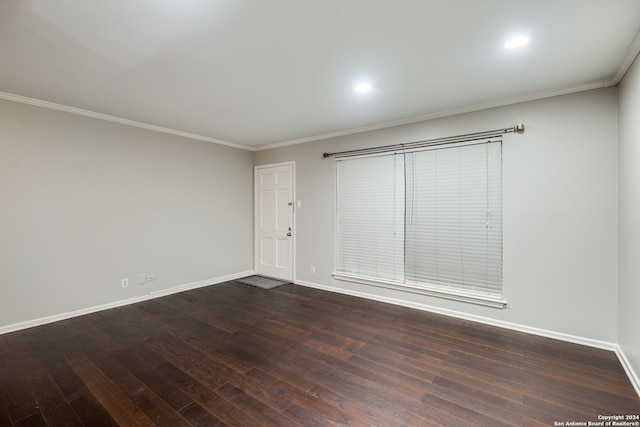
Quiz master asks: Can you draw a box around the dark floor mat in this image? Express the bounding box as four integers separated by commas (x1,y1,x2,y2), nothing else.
236,275,290,289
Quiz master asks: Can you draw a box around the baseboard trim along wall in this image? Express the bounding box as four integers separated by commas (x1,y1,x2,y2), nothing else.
2,272,637,398
616,345,640,398
294,278,640,398
0,270,255,336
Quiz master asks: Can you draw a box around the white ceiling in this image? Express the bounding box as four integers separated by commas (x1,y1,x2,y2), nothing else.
1,0,639,149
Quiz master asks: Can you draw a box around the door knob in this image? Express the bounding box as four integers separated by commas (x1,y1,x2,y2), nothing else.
287,232,292,236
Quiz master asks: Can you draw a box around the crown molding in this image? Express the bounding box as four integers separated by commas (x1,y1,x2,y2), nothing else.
0,91,255,151
256,79,617,151
613,28,640,82
1,74,621,153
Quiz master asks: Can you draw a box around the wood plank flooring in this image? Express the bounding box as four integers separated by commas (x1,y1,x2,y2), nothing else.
0,282,638,426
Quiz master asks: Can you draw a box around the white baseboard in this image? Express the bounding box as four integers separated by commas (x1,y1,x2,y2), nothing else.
0,270,255,336
294,279,617,351
295,278,640,398
615,345,640,398
3,272,637,398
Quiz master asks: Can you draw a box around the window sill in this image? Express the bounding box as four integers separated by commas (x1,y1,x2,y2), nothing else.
332,273,507,309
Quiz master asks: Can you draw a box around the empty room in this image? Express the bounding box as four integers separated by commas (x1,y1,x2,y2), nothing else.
1,1,640,426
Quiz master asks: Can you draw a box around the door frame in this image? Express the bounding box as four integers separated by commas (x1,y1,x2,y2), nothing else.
254,161,296,281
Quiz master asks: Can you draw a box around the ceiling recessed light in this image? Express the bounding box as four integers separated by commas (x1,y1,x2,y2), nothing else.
355,83,373,93
504,36,529,49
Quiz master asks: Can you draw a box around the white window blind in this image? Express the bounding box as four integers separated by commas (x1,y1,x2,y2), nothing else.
335,139,504,306
336,154,405,281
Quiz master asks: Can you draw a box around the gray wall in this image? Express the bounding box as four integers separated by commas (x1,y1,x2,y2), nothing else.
0,99,254,328
0,78,634,380
254,87,619,344
619,55,640,384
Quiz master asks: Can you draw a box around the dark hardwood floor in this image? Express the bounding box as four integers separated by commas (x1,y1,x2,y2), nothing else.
0,282,638,426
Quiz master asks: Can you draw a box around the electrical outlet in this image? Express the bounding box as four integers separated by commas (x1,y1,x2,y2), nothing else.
310,265,316,274
122,278,129,288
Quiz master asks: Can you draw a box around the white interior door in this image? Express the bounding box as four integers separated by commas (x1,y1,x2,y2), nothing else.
255,163,294,281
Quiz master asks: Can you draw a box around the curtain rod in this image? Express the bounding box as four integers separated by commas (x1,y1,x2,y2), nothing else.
322,123,525,159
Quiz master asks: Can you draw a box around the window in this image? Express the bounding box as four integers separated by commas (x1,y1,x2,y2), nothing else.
335,139,504,308
336,154,405,281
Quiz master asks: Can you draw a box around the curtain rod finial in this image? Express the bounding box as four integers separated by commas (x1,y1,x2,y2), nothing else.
514,123,525,133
